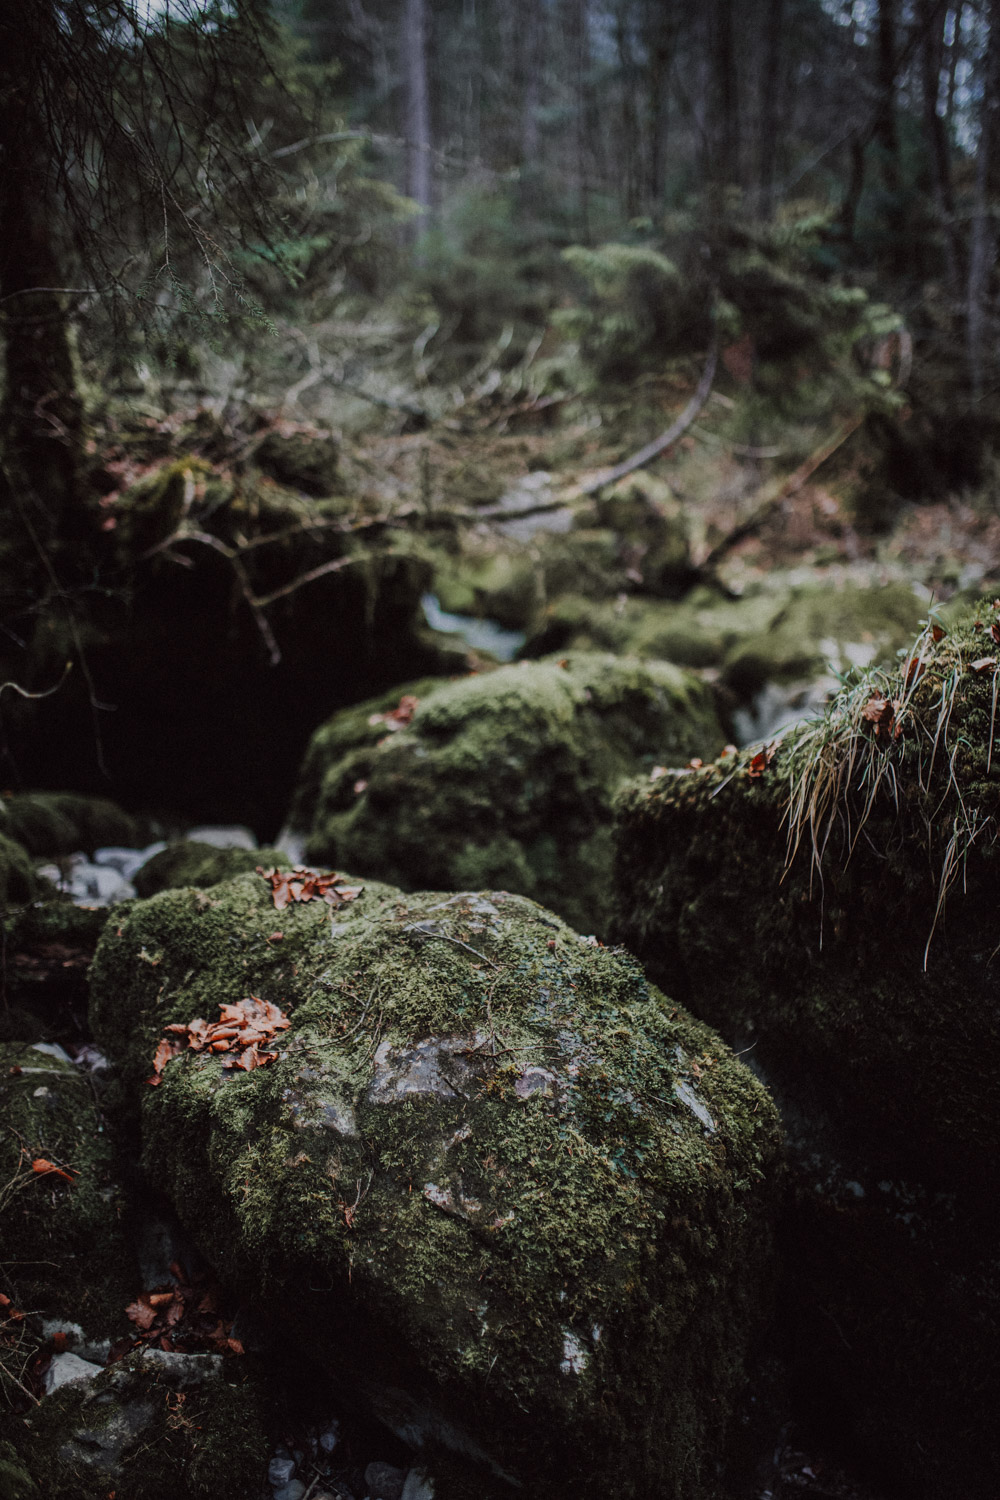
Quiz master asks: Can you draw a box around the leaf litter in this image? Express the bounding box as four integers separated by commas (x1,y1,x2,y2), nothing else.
147,995,291,1085
257,865,363,911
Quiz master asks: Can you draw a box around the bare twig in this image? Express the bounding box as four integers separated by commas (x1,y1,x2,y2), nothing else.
578,339,719,496
699,415,865,572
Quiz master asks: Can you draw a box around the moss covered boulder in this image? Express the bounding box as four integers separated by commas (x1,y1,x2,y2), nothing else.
291,655,725,936
524,579,925,700
132,840,287,900
0,793,146,859
89,872,782,1499
611,603,1000,1496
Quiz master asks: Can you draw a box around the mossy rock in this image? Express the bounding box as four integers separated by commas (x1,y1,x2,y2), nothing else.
1,898,110,1044
0,1442,38,1500
433,550,543,630
610,602,1000,1497
594,472,694,596
292,654,725,936
524,581,926,698
0,793,146,859
612,603,1000,1183
252,428,339,497
89,875,782,1500
115,457,215,556
0,1042,133,1350
11,1349,268,1500
133,841,287,900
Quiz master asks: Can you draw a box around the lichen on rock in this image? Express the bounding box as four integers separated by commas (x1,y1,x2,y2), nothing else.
290,653,725,936
89,873,782,1499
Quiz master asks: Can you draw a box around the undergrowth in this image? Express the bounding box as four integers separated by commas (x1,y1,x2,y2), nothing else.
778,601,1000,963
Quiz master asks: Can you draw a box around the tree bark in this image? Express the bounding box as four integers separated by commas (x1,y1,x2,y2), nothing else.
0,103,83,541
403,0,433,217
967,0,1000,397
919,0,961,289
758,0,785,217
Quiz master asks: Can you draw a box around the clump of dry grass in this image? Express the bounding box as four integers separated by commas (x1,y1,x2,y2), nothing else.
779,608,1000,965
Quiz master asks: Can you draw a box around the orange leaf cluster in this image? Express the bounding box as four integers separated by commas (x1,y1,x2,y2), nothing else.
863,695,902,744
368,693,418,732
747,744,777,779
31,1157,77,1185
147,996,290,1086
257,866,363,911
123,1262,243,1357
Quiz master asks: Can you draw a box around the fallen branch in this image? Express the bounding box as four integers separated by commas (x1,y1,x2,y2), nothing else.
578,340,719,497
698,415,865,573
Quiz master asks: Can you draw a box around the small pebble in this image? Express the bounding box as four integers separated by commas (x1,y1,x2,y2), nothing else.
272,1484,306,1500
318,1419,341,1454
401,1473,435,1500
268,1451,296,1488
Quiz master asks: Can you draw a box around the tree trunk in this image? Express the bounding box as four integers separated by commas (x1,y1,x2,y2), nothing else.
0,116,83,540
646,0,673,208
403,0,432,217
758,0,785,217
967,0,1000,397
708,0,740,204
616,4,641,218
874,0,905,271
919,0,961,289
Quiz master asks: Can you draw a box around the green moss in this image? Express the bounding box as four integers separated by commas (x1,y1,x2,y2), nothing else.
1,897,109,1044
0,1043,133,1351
12,1350,269,1500
613,601,1000,1183
0,794,146,858
293,654,725,935
116,457,215,555
610,599,1000,1496
89,875,781,1500
0,833,36,905
523,581,926,695
133,842,287,900
252,428,339,497
0,1442,38,1500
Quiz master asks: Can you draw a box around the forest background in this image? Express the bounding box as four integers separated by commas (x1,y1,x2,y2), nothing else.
2,0,999,828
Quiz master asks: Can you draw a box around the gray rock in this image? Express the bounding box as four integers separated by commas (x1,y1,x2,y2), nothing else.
186,824,257,850
94,841,167,879
269,1450,297,1487
273,1484,306,1500
364,1462,407,1500
44,1352,103,1394
317,1419,341,1454
401,1472,435,1500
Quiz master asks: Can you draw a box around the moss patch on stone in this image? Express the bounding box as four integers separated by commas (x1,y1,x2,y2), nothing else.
89,875,781,1499
0,834,36,907
612,601,1000,1186
133,842,288,900
12,1349,268,1500
0,1043,133,1349
523,579,926,697
0,794,146,859
610,600,1000,1497
292,654,724,936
